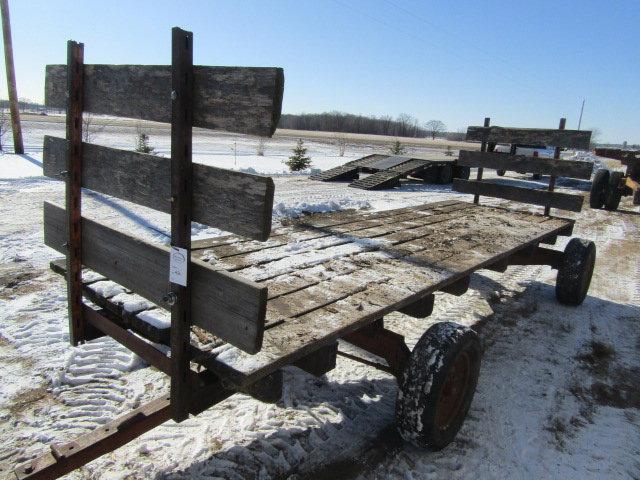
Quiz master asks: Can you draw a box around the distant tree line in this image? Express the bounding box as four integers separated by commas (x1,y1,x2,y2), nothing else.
0,98,64,115
278,111,448,139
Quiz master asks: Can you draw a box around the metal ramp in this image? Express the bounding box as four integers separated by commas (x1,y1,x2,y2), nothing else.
349,158,432,190
309,154,386,181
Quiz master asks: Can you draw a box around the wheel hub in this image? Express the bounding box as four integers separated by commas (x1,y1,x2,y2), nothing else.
434,350,471,431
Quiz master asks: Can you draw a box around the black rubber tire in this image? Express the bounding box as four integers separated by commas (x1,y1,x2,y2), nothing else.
496,169,506,177
454,165,471,180
590,169,610,209
396,322,481,450
556,238,596,306
437,164,454,184
603,171,623,211
532,173,542,180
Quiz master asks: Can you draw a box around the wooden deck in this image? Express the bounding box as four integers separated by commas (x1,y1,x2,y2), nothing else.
52,200,573,389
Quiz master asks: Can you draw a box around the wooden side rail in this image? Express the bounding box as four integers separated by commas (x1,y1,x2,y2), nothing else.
43,137,274,240
453,179,583,212
44,201,267,353
466,126,591,150
458,150,593,179
46,64,284,136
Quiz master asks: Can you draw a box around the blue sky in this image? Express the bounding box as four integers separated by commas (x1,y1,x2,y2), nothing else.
2,0,638,143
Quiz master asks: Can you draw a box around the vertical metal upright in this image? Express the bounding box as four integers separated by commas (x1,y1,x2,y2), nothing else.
66,41,85,345
473,117,490,204
169,27,194,422
545,117,566,216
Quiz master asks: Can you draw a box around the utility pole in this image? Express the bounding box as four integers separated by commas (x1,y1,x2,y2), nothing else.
577,98,585,131
1,0,23,154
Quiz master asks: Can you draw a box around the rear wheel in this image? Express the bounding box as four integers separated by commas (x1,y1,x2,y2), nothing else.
590,169,610,209
603,171,623,211
556,238,596,306
396,322,481,450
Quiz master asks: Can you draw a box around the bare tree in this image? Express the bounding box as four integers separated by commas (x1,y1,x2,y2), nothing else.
424,120,446,140
0,107,8,151
82,112,105,143
333,134,346,156
256,137,266,156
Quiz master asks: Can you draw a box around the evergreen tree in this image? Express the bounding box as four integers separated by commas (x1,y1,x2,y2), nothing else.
135,132,154,154
390,140,405,155
285,139,312,171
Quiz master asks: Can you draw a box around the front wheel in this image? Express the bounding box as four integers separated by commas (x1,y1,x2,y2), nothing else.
556,238,596,306
396,322,481,450
603,171,623,211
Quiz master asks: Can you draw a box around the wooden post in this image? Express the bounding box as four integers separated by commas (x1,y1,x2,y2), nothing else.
66,41,84,345
473,117,490,204
169,27,194,422
545,117,565,216
0,0,23,153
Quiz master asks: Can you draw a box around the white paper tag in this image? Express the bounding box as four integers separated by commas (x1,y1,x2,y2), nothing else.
169,246,188,286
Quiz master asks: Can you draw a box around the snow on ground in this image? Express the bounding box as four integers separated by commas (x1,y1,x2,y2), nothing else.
0,120,639,479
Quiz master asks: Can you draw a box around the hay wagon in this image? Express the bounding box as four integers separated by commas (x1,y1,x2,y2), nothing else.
14,30,596,480
590,148,640,211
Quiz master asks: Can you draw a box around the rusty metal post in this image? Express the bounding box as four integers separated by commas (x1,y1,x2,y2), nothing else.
545,117,565,216
65,41,84,345
473,117,490,204
169,27,194,422
0,0,24,153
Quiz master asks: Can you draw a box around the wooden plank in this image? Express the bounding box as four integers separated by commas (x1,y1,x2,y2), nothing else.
45,64,284,137
259,208,563,324
466,126,591,150
202,210,571,388
191,200,461,255
43,201,267,353
458,150,593,179
453,179,583,212
65,40,85,346
169,27,194,422
211,206,474,271
43,136,274,241
234,207,479,282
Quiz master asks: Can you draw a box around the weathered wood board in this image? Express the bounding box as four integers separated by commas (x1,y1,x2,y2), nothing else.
466,126,591,150
196,202,572,386
57,201,574,389
452,179,583,212
43,136,274,241
458,150,593,179
45,64,284,136
43,201,266,353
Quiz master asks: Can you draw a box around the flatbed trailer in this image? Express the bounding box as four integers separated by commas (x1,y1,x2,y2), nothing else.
590,148,640,210
13,33,597,479
310,154,467,190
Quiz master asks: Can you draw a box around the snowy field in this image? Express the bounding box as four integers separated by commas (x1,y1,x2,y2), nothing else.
0,120,639,479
